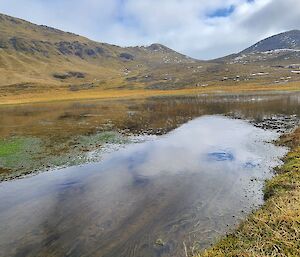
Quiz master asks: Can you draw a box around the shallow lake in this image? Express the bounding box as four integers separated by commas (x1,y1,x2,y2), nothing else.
0,92,299,257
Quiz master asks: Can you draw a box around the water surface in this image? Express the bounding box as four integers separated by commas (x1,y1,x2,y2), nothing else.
0,115,288,257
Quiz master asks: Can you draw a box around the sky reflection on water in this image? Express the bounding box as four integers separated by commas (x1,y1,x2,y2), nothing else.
0,115,288,257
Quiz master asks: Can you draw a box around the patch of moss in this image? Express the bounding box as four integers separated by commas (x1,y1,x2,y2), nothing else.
0,131,133,181
0,137,42,169
0,138,26,157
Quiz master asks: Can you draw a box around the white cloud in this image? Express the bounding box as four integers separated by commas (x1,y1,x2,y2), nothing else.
0,0,299,59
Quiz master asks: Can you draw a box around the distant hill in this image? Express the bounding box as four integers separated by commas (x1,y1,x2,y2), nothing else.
241,30,300,54
0,13,194,64
216,30,300,68
0,13,200,91
0,12,299,104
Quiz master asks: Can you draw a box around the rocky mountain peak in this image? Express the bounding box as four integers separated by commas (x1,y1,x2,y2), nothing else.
241,30,300,54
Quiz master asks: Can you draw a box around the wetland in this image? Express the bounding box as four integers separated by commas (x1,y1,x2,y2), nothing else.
0,92,299,257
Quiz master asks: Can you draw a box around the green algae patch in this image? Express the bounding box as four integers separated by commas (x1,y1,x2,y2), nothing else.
0,137,42,169
0,131,133,181
0,138,24,157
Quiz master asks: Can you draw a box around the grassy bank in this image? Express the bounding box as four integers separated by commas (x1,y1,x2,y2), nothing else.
197,128,300,257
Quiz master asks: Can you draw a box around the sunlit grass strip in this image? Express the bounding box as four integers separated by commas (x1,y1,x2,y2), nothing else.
196,129,300,257
0,82,300,106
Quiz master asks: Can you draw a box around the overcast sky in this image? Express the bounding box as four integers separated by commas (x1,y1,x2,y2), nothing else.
0,0,299,59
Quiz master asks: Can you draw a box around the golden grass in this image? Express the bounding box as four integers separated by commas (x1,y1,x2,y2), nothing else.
197,128,300,257
1,82,299,106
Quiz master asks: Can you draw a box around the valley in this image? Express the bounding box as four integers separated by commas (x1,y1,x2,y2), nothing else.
0,10,300,257
0,13,300,105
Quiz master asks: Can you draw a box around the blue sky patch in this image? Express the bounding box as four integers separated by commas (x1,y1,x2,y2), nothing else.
208,5,235,18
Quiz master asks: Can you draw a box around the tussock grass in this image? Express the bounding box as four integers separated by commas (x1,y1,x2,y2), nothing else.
197,128,300,257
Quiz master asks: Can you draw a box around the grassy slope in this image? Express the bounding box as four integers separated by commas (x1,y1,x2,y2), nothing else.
0,13,115,81
197,128,300,257
1,12,300,105
0,13,201,95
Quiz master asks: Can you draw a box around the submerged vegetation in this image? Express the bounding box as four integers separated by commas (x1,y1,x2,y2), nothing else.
0,131,130,181
197,128,300,257
0,137,42,173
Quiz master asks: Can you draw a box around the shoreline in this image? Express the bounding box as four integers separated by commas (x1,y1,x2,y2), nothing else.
196,127,300,257
0,82,299,106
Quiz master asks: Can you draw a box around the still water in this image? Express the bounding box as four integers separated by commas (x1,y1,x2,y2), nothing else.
0,92,299,257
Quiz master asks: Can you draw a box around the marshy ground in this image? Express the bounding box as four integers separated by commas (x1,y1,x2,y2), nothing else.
1,92,299,181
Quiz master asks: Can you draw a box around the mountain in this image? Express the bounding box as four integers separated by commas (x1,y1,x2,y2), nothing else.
0,13,195,64
208,30,300,89
0,13,201,94
0,12,299,104
241,30,300,54
218,30,300,66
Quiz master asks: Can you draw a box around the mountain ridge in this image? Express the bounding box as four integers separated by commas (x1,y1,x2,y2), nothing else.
241,30,300,54
215,30,300,67
0,12,299,104
0,12,204,93
0,13,194,63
